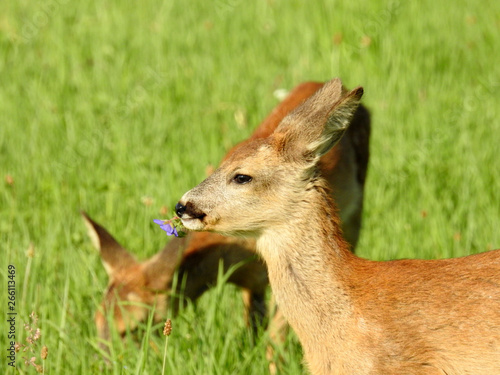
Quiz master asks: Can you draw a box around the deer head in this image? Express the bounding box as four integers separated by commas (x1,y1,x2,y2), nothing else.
176,78,363,239
82,212,184,343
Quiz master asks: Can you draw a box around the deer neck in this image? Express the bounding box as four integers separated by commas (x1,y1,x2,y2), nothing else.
256,180,359,356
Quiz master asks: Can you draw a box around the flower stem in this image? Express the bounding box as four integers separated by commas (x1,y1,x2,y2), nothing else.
161,335,169,375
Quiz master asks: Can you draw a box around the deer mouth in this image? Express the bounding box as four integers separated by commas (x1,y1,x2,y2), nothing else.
180,216,206,231
175,201,207,231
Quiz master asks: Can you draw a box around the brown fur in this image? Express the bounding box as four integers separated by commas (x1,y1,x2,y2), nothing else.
177,78,500,375
85,81,371,352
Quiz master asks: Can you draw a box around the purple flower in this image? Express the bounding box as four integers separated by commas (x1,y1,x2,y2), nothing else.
153,219,179,237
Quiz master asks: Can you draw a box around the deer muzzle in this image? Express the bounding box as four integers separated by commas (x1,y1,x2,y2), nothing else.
175,201,207,230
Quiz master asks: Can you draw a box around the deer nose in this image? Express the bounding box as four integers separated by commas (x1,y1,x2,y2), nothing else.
175,202,187,217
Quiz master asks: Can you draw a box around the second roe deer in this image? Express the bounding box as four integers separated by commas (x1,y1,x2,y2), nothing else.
176,78,500,374
86,81,371,348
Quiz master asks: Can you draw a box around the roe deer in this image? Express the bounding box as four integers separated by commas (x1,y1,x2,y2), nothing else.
176,78,500,375
85,81,371,347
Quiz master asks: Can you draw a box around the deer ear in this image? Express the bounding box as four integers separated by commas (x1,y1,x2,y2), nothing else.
81,211,138,276
143,237,187,291
308,85,364,158
275,79,363,162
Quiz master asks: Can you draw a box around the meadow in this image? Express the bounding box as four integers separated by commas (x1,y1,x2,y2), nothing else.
1,0,499,373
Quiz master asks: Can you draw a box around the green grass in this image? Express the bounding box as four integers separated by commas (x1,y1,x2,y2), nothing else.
1,0,499,373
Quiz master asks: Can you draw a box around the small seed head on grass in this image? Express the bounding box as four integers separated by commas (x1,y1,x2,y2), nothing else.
26,243,35,258
5,174,14,186
19,312,48,373
141,196,154,206
161,319,173,375
41,346,48,360
163,319,172,336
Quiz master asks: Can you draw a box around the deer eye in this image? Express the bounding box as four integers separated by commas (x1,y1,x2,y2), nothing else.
233,174,252,184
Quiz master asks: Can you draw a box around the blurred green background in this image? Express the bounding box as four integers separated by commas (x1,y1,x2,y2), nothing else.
1,0,499,373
